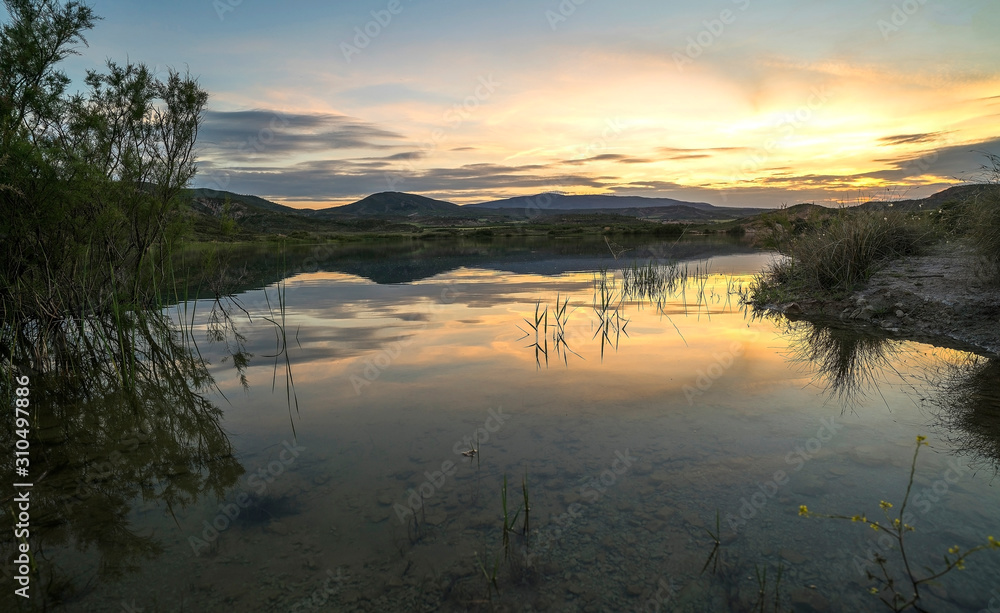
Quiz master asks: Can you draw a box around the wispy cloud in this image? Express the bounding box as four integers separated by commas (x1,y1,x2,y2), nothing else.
878,132,948,146
198,110,405,162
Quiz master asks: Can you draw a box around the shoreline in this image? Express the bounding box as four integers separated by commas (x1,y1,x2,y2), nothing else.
762,242,1000,358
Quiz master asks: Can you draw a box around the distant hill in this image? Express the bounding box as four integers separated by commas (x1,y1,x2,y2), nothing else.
186,188,301,214
858,184,997,212
320,192,467,217
467,193,771,221
467,193,720,211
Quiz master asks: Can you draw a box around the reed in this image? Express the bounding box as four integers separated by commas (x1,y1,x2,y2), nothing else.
521,470,531,547
500,473,522,560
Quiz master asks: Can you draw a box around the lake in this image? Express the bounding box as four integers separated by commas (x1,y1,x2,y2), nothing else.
5,236,999,612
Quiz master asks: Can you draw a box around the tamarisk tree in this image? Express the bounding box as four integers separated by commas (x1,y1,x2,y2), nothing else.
0,0,208,319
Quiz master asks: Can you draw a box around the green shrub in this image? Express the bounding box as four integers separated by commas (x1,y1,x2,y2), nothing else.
746,208,927,305
965,155,1000,275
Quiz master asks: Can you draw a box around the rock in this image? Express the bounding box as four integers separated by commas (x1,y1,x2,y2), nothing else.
267,521,289,536
895,309,905,318
779,547,807,565
562,491,581,504
626,583,643,596
424,510,448,526
782,302,803,315
788,587,829,612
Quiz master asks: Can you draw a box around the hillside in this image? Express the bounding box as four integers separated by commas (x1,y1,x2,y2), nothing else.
186,188,303,215
320,192,468,217
468,193,718,211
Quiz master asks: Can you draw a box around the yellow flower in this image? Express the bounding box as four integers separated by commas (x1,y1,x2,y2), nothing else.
869,587,879,595
798,505,809,517
948,545,960,555
989,536,999,550
893,518,901,528
851,515,862,522
916,435,926,443
956,559,966,570
871,523,880,531
879,500,893,510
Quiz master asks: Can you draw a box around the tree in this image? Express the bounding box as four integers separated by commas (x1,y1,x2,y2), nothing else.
0,0,208,318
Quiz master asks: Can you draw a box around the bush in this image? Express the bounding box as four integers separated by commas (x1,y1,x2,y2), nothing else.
965,155,1000,275
0,0,208,319
788,209,924,291
746,208,927,304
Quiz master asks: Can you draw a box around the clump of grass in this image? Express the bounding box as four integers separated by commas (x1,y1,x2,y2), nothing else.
965,154,1000,278
746,208,926,305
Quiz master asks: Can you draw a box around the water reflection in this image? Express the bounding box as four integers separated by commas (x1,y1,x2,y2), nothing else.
933,357,1000,472
770,315,1000,471
6,238,998,611
0,312,242,608
778,318,901,407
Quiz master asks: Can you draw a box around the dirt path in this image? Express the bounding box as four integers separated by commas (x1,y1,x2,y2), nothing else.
774,242,1000,357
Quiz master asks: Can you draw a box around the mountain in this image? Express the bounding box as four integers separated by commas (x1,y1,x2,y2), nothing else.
858,184,998,212
467,193,719,211
321,191,467,217
186,188,301,214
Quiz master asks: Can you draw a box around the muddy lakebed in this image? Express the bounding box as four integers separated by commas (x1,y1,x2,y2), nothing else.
9,237,1000,612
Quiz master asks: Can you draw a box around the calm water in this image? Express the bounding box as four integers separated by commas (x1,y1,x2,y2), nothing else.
5,238,1000,612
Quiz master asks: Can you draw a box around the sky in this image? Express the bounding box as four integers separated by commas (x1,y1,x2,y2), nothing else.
47,0,1000,208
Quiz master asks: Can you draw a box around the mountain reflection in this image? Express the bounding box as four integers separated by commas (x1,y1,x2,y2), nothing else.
0,311,243,608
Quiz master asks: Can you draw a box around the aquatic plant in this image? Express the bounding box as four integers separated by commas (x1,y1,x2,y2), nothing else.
750,562,784,613
500,473,521,560
701,510,722,575
516,299,549,368
478,549,501,600
521,471,531,548
799,435,1000,611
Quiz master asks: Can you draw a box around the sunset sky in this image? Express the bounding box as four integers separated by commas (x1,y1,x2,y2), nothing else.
57,0,1000,208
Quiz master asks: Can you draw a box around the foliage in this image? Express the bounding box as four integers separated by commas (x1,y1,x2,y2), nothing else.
965,154,1000,277
743,207,927,305
800,436,1000,612
0,0,208,319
